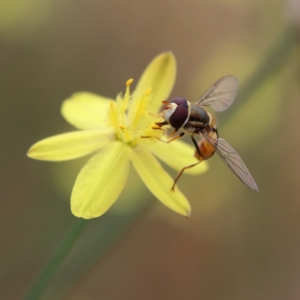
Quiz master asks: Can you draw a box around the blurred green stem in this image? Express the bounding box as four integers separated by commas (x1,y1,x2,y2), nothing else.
24,218,87,300
24,24,299,300
227,24,298,120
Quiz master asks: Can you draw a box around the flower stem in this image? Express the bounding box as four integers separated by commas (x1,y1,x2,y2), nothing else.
24,218,88,300
225,24,299,120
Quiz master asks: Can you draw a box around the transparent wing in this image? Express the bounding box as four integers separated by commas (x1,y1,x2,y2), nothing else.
196,75,239,112
201,134,258,191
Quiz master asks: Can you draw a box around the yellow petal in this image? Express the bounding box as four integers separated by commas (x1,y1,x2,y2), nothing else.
27,129,114,161
61,92,113,129
129,52,177,119
131,146,191,217
142,139,208,174
71,142,130,219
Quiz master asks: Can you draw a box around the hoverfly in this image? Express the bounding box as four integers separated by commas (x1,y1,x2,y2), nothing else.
156,75,258,192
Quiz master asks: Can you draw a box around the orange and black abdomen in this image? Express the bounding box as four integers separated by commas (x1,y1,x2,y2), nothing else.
194,113,218,161
195,138,216,160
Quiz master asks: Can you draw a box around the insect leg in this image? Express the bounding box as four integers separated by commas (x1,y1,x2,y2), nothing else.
156,132,184,143
141,131,185,143
191,136,201,157
155,121,168,127
167,128,179,138
172,161,202,191
171,136,203,190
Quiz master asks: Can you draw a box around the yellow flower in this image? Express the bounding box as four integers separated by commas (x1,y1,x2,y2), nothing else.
27,52,208,219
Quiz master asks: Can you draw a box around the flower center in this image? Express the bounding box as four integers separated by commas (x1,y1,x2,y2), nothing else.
108,79,163,146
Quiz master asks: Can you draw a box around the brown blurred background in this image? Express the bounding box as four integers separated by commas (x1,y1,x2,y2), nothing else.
1,0,300,299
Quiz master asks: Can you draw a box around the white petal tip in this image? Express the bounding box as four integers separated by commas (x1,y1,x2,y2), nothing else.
185,209,191,218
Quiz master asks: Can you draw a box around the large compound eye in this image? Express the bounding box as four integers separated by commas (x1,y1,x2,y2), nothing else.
167,97,189,129
171,97,188,106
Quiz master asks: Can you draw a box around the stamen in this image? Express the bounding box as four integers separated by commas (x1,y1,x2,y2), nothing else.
108,101,120,135
122,79,133,113
123,128,133,144
126,78,133,86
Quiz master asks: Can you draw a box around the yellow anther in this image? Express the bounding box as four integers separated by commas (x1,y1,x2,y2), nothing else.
110,101,115,109
126,78,134,87
119,125,125,129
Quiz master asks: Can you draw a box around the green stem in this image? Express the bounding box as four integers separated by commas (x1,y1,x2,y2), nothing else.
24,218,88,300
225,24,299,120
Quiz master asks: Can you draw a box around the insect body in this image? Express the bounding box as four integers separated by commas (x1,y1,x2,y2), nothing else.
156,75,258,192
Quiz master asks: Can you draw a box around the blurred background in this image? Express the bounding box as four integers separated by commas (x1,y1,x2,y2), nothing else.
1,0,300,299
